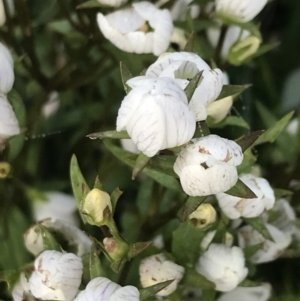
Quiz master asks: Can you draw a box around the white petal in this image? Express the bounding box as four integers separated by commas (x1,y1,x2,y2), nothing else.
0,43,14,93
109,286,140,301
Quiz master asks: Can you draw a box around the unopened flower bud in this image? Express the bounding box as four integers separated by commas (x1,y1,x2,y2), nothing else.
228,36,261,66
83,188,112,226
29,250,83,301
103,237,129,262
139,253,185,296
0,161,10,178
189,203,217,229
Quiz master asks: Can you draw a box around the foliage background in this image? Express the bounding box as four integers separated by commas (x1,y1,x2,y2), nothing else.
1,0,300,299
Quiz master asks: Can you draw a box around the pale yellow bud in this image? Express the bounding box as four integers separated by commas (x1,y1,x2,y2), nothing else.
189,203,217,229
83,188,112,226
207,96,233,123
0,162,10,178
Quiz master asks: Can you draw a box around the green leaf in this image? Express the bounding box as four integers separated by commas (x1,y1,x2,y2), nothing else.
202,289,216,301
243,243,264,260
8,134,25,162
76,0,108,9
89,244,106,279
172,222,206,265
128,241,152,259
239,279,261,287
237,149,257,174
110,187,123,213
0,270,19,291
132,153,152,180
8,91,26,127
180,196,206,222
209,116,250,129
243,217,274,241
38,225,61,251
120,61,133,94
70,155,90,223
225,179,257,199
236,130,265,152
216,84,251,101
140,280,175,300
274,188,293,199
185,71,203,102
254,104,294,146
184,31,195,52
182,268,215,290
194,121,211,137
86,130,130,140
93,176,103,190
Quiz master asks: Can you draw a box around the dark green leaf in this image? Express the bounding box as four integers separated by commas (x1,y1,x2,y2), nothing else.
239,279,261,287
128,241,152,259
243,243,264,260
8,91,26,127
89,244,106,279
274,188,293,199
202,289,216,301
243,217,274,241
38,225,61,252
185,71,203,102
8,134,25,162
216,84,251,101
110,187,123,213
0,270,19,291
132,153,152,180
182,268,215,290
86,130,130,140
70,155,90,223
120,61,133,94
194,121,211,137
76,0,108,9
140,280,175,300
209,116,250,129
180,196,206,222
236,130,264,152
225,179,257,199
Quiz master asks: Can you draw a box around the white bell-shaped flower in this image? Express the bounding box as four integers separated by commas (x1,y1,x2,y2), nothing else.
196,243,248,292
216,174,275,219
139,253,185,296
24,218,93,257
215,0,268,23
74,277,139,301
29,250,83,301
32,191,78,226
97,2,173,56
174,134,243,196
0,94,20,146
146,52,223,121
12,272,33,301
217,283,272,301
0,42,14,93
97,0,127,7
238,224,292,264
116,77,196,157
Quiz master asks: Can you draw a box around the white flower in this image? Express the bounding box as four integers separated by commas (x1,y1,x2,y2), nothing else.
174,134,243,196
196,243,248,292
29,250,83,301
139,253,185,296
207,25,250,59
152,234,165,249
97,0,127,7
215,0,268,23
0,94,20,146
170,0,200,21
189,203,217,229
41,91,60,119
0,42,14,93
24,218,93,257
116,77,195,157
120,139,140,154
74,277,139,301
12,273,33,301
97,2,173,56
200,230,217,251
217,283,272,301
146,52,223,121
216,174,275,219
32,191,78,226
238,224,292,264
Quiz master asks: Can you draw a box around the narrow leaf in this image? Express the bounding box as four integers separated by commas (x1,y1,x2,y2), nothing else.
236,130,264,152
182,267,215,290
86,130,130,140
184,31,195,52
38,225,61,251
70,155,90,223
93,176,103,190
243,217,274,241
128,241,152,259
120,61,133,94
209,116,250,129
243,243,264,259
185,71,203,102
132,153,151,180
274,188,293,199
77,0,107,9
225,179,257,199
110,187,123,213
140,280,175,300
239,279,261,287
216,84,251,101
180,196,206,222
89,244,106,279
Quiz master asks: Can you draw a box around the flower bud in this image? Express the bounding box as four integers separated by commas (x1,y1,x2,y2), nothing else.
228,35,261,65
0,161,10,178
189,203,217,229
238,224,291,264
29,250,83,301
216,174,275,219
174,135,243,196
216,0,268,23
139,253,185,296
196,243,248,292
83,188,112,226
103,237,129,262
74,277,140,301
